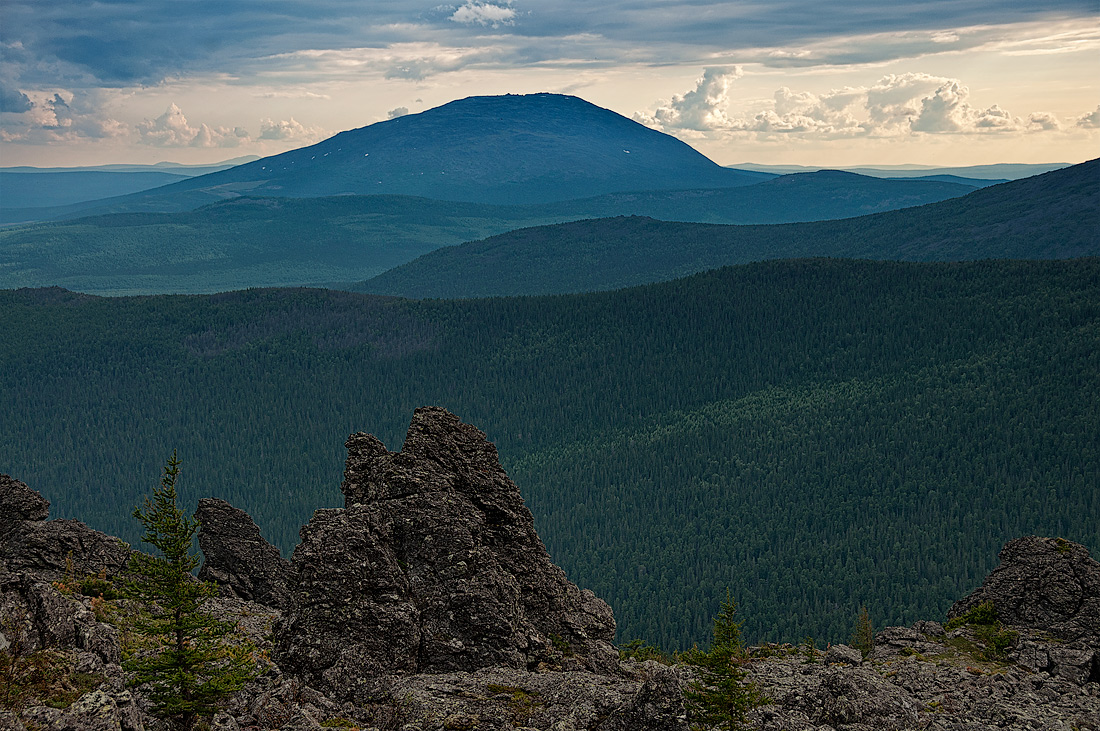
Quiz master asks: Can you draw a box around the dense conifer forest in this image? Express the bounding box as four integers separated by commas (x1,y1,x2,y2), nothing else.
2,258,1097,649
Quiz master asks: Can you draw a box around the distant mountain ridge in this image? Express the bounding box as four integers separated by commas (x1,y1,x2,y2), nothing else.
356,157,1100,298
0,170,978,295
734,161,1069,180
14,94,768,222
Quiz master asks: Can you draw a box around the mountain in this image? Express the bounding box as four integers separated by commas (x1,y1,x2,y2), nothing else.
2,258,1097,649
733,161,1071,180
0,158,260,223
0,171,977,295
528,169,978,223
356,157,1100,298
14,94,769,223
0,171,192,214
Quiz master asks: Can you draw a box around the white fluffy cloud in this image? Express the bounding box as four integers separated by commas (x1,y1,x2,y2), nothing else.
633,67,743,132
1076,105,1100,129
450,1,516,27
0,89,127,144
136,104,250,148
639,70,1078,141
387,107,410,119
258,117,325,143
1,94,330,151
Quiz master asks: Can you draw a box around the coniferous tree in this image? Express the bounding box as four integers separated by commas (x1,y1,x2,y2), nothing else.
851,605,874,659
681,591,767,731
124,452,255,731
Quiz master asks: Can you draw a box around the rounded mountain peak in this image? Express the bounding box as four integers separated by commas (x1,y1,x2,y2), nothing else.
174,93,762,205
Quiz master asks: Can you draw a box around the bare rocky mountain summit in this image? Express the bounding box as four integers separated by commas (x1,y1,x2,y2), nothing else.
2,408,1098,730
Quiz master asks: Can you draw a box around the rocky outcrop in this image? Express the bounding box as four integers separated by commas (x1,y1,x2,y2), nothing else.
275,407,618,700
0,562,143,731
0,474,50,527
3,446,1099,731
0,474,131,582
746,634,1100,731
196,498,291,610
947,535,1100,690
0,567,121,666
948,535,1100,644
17,689,145,731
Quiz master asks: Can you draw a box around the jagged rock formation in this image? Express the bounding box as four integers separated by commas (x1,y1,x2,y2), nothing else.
274,407,619,700
0,563,142,731
947,535,1100,687
196,497,291,610
949,535,1100,644
0,474,131,582
3,424,1099,730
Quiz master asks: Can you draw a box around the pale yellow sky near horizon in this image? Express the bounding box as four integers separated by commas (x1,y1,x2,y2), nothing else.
2,13,1097,169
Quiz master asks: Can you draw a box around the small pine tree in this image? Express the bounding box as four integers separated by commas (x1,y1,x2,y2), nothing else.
681,591,767,731
851,604,874,660
124,452,255,731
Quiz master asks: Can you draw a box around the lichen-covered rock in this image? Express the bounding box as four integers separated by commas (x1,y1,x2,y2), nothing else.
948,535,1100,644
0,567,120,665
871,626,943,660
196,498,291,610
0,476,131,582
825,643,863,665
275,407,618,700
746,639,1100,731
384,664,689,731
815,666,921,730
0,475,50,528
19,689,144,731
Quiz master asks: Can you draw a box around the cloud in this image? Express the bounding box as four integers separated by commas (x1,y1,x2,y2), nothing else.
3,0,1095,94
387,106,410,119
634,67,742,132
1026,112,1060,131
1076,105,1100,129
866,73,948,127
639,69,1073,141
258,117,325,143
0,89,128,143
450,1,516,27
0,82,33,113
136,104,250,148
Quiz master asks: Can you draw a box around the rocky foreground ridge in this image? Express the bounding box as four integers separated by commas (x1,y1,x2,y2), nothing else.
2,407,1098,730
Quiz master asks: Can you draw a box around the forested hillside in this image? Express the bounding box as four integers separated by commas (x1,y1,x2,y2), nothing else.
0,172,975,295
2,258,1097,648
359,158,1099,297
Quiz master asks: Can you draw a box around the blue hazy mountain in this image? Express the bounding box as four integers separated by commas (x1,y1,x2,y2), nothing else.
0,171,977,295
0,158,259,222
17,94,770,221
355,158,1099,298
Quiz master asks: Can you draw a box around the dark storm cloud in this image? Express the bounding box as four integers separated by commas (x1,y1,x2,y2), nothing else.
2,0,411,86
2,0,1096,89
0,82,33,113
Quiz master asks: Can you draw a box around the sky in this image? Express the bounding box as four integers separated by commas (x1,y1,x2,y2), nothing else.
1,0,1098,168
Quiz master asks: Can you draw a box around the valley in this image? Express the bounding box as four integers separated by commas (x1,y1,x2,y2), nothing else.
1,92,1096,655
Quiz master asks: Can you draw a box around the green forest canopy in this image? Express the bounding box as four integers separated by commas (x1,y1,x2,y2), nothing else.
1,257,1097,649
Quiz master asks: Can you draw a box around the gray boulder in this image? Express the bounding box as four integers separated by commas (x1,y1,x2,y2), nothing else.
825,643,863,665
18,689,144,731
275,407,619,699
196,497,291,610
